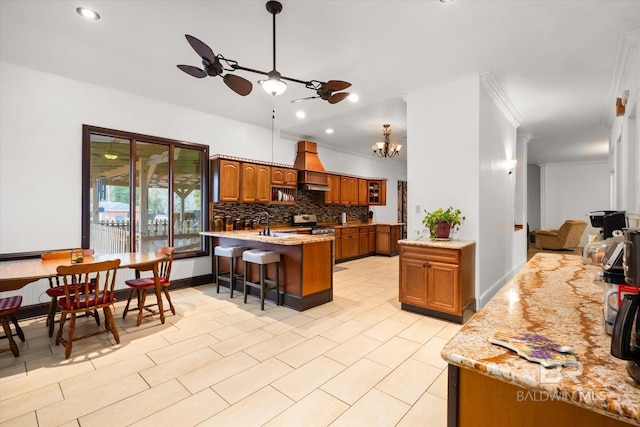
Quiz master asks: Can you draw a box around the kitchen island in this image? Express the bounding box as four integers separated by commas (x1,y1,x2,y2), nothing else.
441,253,640,426
200,230,333,311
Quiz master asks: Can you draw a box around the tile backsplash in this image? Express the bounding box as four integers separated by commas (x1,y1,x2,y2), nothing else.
210,190,369,228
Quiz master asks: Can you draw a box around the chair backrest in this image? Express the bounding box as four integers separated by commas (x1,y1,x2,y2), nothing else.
560,220,588,247
42,249,95,260
56,259,120,309
156,246,175,281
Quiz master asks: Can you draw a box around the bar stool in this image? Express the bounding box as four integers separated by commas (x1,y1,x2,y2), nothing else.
214,246,248,298
242,249,281,310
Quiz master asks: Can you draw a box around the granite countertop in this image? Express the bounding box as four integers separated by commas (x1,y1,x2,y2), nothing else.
398,237,475,250
333,222,405,229
441,252,640,424
199,230,333,245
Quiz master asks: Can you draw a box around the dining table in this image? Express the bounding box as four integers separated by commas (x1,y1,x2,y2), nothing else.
0,252,168,323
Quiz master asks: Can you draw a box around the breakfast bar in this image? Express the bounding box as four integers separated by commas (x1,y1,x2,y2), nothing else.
200,230,334,311
441,253,640,426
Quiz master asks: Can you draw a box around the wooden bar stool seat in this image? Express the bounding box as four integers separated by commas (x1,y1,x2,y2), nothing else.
214,246,248,298
242,249,281,310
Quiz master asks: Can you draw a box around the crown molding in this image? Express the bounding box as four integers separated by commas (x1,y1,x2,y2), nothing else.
517,129,534,145
479,72,523,128
536,159,608,168
604,29,640,129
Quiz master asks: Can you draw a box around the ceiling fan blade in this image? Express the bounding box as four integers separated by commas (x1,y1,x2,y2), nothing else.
290,95,319,103
177,64,207,78
328,92,350,104
223,74,253,96
324,80,351,92
185,34,215,63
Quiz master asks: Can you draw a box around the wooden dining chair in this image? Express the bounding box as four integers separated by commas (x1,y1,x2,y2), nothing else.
55,259,120,359
122,246,175,326
42,249,97,337
0,278,32,357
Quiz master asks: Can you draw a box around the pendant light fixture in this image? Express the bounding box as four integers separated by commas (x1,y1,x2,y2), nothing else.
103,139,119,160
372,124,402,158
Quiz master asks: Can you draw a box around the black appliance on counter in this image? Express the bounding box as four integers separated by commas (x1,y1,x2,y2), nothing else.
291,214,335,235
611,228,640,385
590,210,627,239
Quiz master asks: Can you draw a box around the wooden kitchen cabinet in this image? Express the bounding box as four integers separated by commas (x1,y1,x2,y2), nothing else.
358,226,369,255
341,227,359,259
241,163,271,203
211,159,241,202
376,224,402,256
340,176,359,205
368,180,387,206
334,227,342,260
398,242,475,323
271,167,298,186
270,166,297,204
327,174,341,204
358,179,368,206
368,225,376,254
317,174,342,205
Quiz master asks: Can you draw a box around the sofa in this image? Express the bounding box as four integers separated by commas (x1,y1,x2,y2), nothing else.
534,219,588,250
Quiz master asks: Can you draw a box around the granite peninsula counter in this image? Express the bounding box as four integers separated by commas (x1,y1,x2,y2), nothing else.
441,252,640,426
200,230,333,311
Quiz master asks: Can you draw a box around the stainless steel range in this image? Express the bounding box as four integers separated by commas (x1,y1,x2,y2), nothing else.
292,214,335,235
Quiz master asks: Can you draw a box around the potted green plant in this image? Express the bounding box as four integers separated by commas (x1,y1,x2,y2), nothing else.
422,206,465,239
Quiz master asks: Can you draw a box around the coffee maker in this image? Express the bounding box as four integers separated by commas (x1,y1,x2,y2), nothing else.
610,228,640,385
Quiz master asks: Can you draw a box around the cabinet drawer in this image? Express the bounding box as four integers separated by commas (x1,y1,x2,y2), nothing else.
400,245,460,264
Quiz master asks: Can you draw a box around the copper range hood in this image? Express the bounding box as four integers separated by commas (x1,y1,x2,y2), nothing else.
293,140,330,191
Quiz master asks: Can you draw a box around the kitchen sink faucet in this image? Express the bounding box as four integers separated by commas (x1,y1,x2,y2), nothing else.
257,212,271,236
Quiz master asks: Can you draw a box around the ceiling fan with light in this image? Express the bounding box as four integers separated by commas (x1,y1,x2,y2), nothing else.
177,1,351,104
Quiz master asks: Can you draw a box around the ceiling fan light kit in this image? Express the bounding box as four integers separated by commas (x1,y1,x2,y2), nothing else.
260,70,287,96
177,1,351,103
372,124,402,158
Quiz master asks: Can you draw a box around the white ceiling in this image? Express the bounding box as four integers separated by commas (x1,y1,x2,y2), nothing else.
1,0,639,165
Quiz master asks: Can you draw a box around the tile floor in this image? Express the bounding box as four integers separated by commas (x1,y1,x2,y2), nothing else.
0,255,459,426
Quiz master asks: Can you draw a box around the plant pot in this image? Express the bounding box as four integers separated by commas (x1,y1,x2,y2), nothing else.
431,221,452,239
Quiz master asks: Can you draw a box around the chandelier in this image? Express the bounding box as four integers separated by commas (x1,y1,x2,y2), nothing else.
372,124,402,158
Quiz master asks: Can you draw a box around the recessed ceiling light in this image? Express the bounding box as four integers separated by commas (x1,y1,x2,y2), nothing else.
296,110,306,119
325,129,334,134
76,7,100,20
348,94,359,103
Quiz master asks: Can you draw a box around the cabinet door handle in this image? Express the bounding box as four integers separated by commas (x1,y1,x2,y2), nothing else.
423,263,427,268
